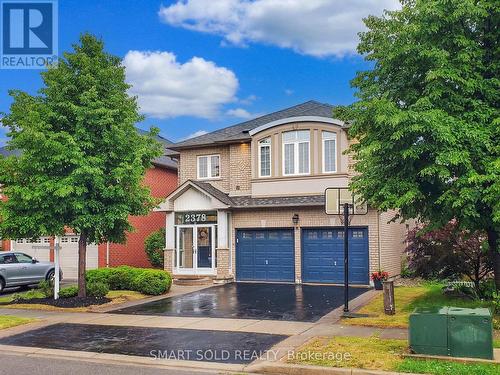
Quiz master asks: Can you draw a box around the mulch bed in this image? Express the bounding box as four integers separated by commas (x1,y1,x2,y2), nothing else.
1,296,111,308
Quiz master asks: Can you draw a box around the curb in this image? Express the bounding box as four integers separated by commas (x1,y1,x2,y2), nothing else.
247,361,420,375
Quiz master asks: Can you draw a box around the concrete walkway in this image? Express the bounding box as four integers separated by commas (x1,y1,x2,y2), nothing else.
0,285,405,374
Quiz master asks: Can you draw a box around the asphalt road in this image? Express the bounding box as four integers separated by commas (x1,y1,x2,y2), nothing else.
0,353,220,375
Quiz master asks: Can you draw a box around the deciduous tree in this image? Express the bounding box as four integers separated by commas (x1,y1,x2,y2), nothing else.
335,0,499,287
0,34,162,297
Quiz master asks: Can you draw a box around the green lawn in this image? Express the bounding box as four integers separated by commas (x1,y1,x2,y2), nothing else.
0,289,45,304
343,283,499,329
0,315,36,329
397,359,499,375
289,336,499,375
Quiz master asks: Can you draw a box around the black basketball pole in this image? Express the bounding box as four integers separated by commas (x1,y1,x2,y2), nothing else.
343,203,350,312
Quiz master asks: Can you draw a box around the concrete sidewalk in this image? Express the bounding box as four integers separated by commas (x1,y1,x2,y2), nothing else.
0,307,407,339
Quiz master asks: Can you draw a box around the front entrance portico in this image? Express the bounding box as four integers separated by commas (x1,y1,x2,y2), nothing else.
156,180,233,280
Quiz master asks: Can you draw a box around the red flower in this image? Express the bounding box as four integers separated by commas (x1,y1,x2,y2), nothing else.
371,271,389,281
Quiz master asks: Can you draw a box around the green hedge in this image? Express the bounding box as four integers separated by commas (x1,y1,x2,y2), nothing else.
86,266,172,296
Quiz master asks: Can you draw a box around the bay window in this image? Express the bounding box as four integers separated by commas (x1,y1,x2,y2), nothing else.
282,130,310,175
322,131,337,173
258,137,271,177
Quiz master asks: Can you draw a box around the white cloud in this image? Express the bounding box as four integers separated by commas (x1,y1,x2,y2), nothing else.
123,50,239,119
181,130,208,141
239,94,257,105
159,0,400,57
226,108,253,119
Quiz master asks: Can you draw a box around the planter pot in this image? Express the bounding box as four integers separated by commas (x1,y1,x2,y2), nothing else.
374,279,383,290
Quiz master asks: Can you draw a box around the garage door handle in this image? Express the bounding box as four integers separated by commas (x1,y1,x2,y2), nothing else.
265,260,268,265
334,261,337,266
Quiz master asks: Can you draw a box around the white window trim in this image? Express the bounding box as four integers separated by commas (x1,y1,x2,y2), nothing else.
258,138,272,178
322,132,337,173
197,154,221,180
282,133,310,176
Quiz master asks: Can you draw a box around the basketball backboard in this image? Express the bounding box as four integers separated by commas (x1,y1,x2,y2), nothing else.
325,187,368,215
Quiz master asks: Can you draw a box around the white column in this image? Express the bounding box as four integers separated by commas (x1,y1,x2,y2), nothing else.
166,212,175,249
217,210,228,249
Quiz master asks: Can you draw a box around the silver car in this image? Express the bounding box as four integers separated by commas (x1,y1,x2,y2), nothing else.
0,252,62,292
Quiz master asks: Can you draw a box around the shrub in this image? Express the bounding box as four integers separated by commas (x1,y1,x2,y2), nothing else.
38,280,53,298
86,267,113,285
86,281,109,298
108,266,144,289
144,228,165,268
132,269,172,295
59,286,78,298
406,221,492,290
85,266,172,295
12,289,43,302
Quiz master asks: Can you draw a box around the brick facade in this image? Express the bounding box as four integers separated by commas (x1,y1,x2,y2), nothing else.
167,118,411,282
229,206,402,282
97,165,178,268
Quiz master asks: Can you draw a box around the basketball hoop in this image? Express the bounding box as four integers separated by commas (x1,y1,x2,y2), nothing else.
325,187,368,314
337,207,354,226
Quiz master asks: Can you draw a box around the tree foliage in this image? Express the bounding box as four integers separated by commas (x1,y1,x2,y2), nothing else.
334,0,499,287
0,34,163,296
406,222,492,289
144,228,165,268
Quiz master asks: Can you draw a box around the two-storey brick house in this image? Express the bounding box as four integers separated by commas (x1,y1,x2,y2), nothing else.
158,101,408,285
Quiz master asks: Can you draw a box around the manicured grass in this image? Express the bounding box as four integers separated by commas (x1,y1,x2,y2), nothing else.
0,315,35,329
494,339,500,348
288,336,407,370
289,336,500,375
397,359,500,375
343,283,498,329
106,290,147,300
0,289,45,304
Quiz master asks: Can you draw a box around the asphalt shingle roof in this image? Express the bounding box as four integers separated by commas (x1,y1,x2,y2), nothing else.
169,100,335,150
0,128,178,170
187,179,324,208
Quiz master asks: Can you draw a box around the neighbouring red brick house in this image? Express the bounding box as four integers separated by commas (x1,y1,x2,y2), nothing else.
97,153,178,268
0,132,178,275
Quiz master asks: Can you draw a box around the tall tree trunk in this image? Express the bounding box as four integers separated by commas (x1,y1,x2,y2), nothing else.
78,233,87,297
487,228,500,290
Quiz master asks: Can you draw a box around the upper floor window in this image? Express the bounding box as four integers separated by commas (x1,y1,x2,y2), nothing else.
322,131,337,173
258,137,271,177
282,130,310,175
197,154,220,179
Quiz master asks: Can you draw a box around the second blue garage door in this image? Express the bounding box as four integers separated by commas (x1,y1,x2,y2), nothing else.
236,229,295,282
302,228,369,285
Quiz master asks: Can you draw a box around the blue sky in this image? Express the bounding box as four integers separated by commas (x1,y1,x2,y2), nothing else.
0,0,399,144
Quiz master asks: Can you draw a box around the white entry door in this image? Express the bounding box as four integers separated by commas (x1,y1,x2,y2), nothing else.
176,225,215,275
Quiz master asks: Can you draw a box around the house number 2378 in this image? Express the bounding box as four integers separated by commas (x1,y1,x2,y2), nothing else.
185,213,207,223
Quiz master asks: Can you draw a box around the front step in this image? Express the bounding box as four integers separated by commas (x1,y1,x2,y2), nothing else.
172,277,213,286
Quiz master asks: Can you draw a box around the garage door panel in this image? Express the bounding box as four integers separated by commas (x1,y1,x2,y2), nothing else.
236,229,294,282
302,228,369,285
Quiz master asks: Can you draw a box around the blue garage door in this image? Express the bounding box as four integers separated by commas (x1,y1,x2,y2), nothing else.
302,228,369,285
236,229,295,282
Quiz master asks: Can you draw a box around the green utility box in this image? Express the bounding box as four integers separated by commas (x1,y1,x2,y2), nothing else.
409,306,493,360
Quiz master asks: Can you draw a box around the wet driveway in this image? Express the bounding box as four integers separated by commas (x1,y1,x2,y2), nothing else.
0,323,287,364
113,283,370,322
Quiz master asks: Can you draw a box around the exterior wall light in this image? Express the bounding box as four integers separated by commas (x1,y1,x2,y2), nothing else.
292,213,300,226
